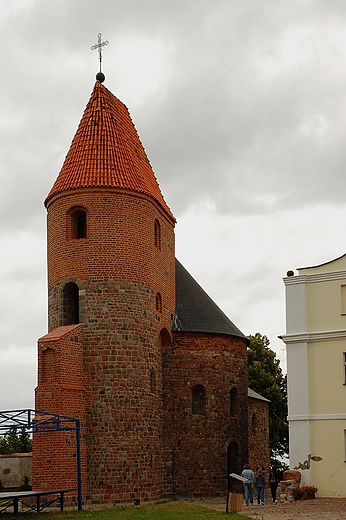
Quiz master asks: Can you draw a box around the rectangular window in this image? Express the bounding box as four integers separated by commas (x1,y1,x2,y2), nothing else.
344,353,346,385
344,430,346,461
341,285,346,315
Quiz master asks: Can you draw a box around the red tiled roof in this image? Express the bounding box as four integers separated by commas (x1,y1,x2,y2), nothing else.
39,324,82,341
45,81,175,221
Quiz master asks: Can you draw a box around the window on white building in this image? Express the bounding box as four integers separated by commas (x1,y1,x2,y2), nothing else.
343,353,346,385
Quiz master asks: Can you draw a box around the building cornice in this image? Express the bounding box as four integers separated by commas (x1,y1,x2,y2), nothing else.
289,413,346,421
281,329,346,344
284,270,346,286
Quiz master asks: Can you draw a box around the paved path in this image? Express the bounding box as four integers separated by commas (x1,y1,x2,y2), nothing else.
240,498,346,519
188,496,346,519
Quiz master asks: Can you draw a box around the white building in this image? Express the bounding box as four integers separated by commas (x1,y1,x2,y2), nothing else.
282,254,346,497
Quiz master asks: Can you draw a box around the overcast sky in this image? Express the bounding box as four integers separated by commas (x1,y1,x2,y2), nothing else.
1,0,346,410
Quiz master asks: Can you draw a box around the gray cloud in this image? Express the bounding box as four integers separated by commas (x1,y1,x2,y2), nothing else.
1,0,346,407
2,0,346,220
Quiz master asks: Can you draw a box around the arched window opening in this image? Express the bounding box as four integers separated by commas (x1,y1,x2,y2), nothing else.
159,328,171,347
230,387,238,416
159,328,172,357
70,208,87,239
62,282,79,325
156,292,162,314
192,384,206,415
154,219,161,250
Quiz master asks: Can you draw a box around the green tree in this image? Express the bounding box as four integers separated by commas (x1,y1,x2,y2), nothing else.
0,428,32,454
18,428,32,453
247,333,288,459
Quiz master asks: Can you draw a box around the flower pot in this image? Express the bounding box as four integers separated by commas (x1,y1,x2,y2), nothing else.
306,492,315,500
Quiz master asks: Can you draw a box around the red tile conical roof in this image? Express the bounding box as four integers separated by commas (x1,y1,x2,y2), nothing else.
45,81,175,221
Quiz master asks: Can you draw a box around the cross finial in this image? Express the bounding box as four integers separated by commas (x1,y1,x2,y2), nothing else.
91,33,109,74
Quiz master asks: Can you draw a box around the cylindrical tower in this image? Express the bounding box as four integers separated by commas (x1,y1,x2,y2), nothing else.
34,80,176,503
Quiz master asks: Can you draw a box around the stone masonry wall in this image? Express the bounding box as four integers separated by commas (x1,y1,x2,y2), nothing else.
248,397,270,475
162,332,249,498
0,454,32,489
36,187,176,504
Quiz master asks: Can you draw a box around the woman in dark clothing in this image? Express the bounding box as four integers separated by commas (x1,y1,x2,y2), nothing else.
269,465,281,504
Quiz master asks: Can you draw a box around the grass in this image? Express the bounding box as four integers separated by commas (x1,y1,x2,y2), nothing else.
21,501,253,520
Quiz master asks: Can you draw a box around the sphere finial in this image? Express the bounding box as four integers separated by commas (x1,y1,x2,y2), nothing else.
96,72,105,83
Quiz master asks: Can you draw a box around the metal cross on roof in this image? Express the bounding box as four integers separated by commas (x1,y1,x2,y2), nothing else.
91,33,109,72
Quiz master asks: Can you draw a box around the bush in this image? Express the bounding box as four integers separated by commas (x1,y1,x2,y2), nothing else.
20,476,32,491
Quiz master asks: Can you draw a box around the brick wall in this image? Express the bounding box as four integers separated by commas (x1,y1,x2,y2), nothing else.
34,183,270,503
35,187,175,503
33,325,87,494
162,331,249,497
248,397,270,475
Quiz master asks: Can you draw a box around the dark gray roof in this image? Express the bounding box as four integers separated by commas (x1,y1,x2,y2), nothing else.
173,258,246,339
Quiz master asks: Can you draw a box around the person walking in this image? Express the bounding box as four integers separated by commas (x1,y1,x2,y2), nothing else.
253,466,261,501
241,464,255,506
255,469,266,505
269,465,281,504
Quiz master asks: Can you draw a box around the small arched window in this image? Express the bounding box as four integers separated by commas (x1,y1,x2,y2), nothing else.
154,219,161,250
230,387,238,416
156,292,162,314
159,328,171,347
192,385,206,415
70,208,87,239
159,328,172,355
62,282,79,325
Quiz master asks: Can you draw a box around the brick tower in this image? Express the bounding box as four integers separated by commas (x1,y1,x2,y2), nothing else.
33,75,270,504
33,79,176,503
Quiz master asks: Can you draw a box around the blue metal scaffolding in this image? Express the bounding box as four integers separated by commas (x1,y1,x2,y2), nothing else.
0,409,82,511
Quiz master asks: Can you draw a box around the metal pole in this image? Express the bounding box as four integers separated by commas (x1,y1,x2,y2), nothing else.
75,419,82,510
